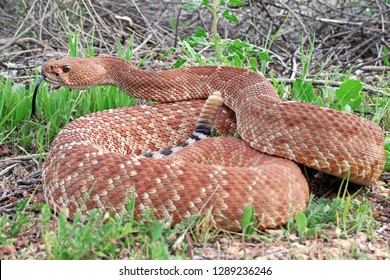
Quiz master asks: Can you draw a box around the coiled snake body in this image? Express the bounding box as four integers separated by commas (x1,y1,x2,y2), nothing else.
39,56,385,230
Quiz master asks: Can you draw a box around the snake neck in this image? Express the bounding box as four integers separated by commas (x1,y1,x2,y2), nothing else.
99,56,210,102
98,56,280,110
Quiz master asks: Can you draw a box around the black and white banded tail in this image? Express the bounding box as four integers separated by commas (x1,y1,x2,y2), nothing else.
144,91,224,158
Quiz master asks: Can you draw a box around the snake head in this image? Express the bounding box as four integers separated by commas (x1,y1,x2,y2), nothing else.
41,57,108,89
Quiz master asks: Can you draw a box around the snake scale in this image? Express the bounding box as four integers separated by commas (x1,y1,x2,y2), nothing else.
37,56,385,231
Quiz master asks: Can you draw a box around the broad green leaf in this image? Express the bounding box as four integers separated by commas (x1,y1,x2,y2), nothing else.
293,78,315,103
248,57,258,69
335,79,362,110
187,35,209,47
295,212,307,237
231,39,250,48
182,2,201,10
193,28,208,37
257,52,272,62
241,204,257,235
233,55,242,67
221,9,239,23
229,0,248,6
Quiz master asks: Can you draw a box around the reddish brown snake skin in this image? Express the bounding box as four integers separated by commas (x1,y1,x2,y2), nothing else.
40,56,385,231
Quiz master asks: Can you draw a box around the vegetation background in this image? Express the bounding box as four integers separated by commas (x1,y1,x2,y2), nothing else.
0,0,389,260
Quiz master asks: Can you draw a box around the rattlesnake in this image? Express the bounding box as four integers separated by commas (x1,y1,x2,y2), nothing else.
36,56,385,231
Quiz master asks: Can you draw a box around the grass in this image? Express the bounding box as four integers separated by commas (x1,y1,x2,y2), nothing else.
0,190,382,260
0,195,225,259
288,194,378,242
1,2,389,260
39,205,183,260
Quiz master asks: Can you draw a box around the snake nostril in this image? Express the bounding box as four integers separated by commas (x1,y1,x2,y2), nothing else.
47,66,54,72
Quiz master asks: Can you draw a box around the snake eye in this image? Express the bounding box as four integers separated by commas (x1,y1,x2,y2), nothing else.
63,65,71,72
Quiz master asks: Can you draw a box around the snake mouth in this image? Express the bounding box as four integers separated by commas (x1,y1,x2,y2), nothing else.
45,75,95,90
42,75,62,86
